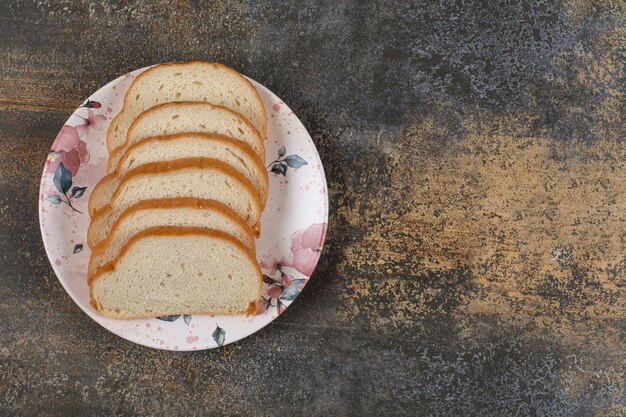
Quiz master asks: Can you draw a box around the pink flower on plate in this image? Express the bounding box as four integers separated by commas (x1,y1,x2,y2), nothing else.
281,273,292,288
256,299,269,315
259,254,290,275
266,285,283,299
47,125,90,176
75,109,107,136
290,223,327,276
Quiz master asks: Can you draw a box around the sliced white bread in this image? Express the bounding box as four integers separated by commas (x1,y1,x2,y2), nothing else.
89,227,262,319
88,198,255,277
87,158,262,248
89,133,269,216
107,102,265,173
106,61,266,154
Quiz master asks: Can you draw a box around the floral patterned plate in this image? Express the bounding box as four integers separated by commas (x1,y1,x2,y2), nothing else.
38,66,328,350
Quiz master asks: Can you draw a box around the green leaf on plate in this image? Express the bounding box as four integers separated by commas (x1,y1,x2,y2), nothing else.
280,279,307,301
284,154,308,169
46,195,62,204
212,325,225,347
71,186,87,198
53,163,72,194
270,163,288,176
156,315,181,322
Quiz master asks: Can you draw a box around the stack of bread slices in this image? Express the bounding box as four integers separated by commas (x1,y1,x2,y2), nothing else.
87,61,268,320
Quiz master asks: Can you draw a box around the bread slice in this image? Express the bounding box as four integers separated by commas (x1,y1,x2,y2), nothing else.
89,133,269,216
107,102,265,173
106,61,266,154
89,227,262,319
87,158,262,248
88,198,255,276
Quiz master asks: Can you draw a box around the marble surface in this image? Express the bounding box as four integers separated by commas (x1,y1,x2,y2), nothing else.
0,1,624,415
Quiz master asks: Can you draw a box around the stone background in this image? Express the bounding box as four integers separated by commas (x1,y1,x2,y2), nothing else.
0,1,624,416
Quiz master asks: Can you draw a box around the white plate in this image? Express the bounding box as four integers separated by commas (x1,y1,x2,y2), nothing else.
38,66,328,350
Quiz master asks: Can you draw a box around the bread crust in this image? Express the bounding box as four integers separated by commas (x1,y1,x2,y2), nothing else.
89,132,269,216
108,101,266,172
88,158,262,242
89,226,263,319
88,198,256,276
106,61,267,154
